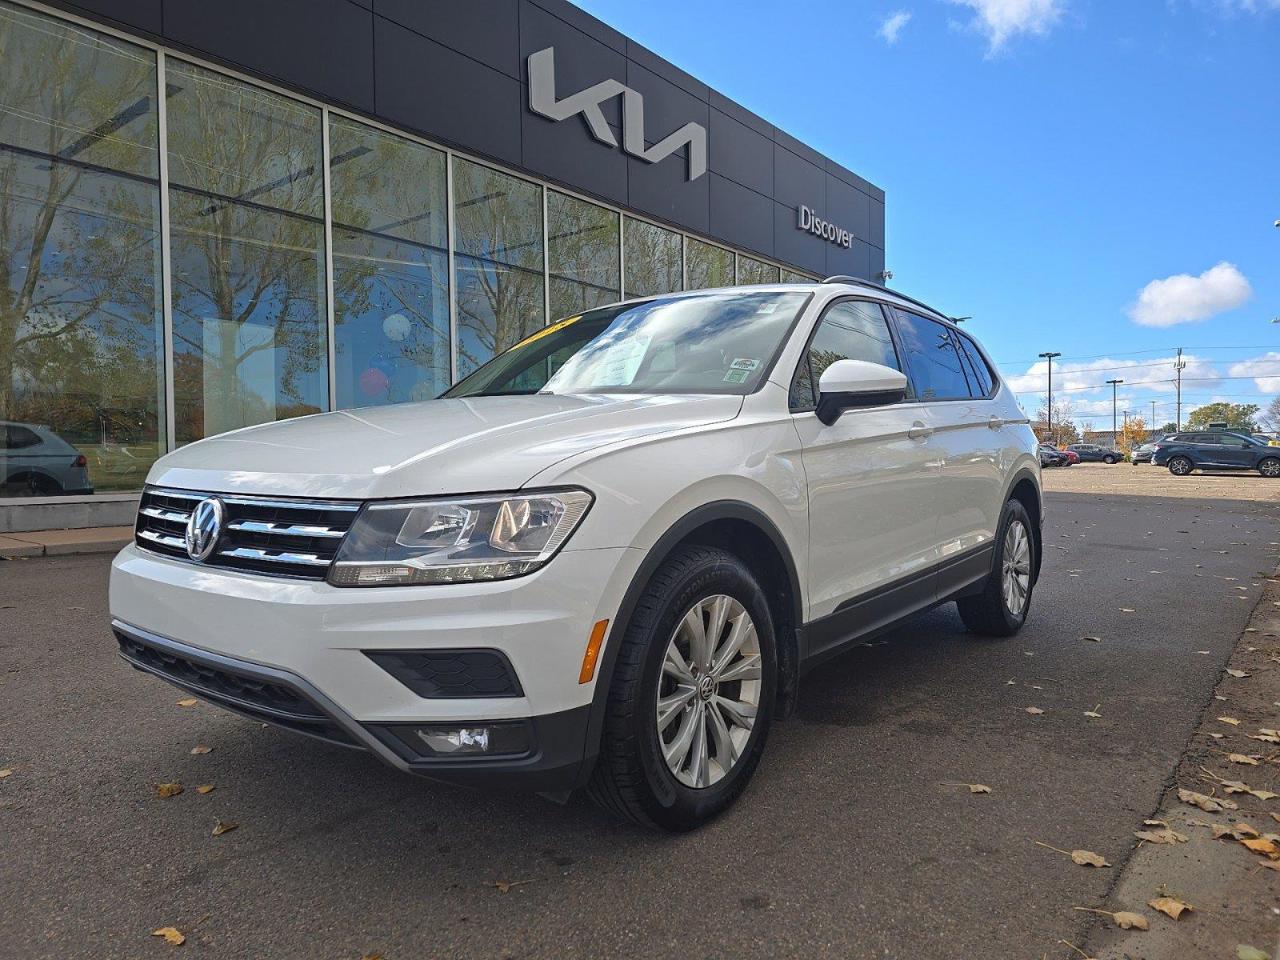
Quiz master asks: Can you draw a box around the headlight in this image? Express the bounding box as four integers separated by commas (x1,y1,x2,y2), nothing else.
328,488,593,587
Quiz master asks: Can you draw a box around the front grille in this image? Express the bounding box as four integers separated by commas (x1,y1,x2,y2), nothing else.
116,630,360,748
135,486,360,580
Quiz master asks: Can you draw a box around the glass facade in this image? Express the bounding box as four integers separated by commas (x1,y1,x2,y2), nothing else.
0,1,815,499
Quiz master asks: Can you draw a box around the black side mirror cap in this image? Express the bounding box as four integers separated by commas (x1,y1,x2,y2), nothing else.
816,387,908,426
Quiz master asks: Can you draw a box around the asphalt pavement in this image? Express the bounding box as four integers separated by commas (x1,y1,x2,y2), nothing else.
2,471,1278,959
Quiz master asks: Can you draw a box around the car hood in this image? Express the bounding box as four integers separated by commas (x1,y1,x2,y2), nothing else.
147,393,743,499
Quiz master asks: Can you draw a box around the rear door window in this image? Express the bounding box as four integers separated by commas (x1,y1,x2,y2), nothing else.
954,332,995,397
893,310,973,401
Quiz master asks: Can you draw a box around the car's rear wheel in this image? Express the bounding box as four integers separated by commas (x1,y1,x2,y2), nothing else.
1103,455,1117,464
957,499,1035,638
1259,457,1280,478
588,544,776,831
1168,456,1193,477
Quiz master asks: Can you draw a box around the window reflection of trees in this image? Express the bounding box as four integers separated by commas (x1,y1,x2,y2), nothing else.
737,256,779,286
0,4,164,494
548,190,618,321
685,238,734,290
165,60,327,442
623,217,682,299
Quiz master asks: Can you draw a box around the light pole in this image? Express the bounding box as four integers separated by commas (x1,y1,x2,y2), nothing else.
1106,378,1124,447
1040,351,1061,444
1150,399,1157,435
1174,348,1186,430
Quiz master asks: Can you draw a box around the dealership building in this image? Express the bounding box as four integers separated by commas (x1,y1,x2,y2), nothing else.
0,0,886,531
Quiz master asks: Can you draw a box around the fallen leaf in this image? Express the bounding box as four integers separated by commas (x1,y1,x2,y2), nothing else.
196,784,215,795
1238,946,1270,960
1218,716,1242,726
154,782,183,799
1249,732,1280,744
0,768,12,779
1209,733,1225,740
1084,705,1102,718
1112,912,1148,931
1148,896,1192,920
1227,753,1260,766
1071,849,1110,867
1134,827,1187,845
1025,707,1044,715
491,879,534,893
969,783,992,794
1232,822,1260,838
1257,790,1280,801
176,698,198,708
1178,788,1238,813
1271,813,1280,824
1225,669,1249,678
1240,837,1280,859
211,818,238,837
151,927,186,946
190,745,211,755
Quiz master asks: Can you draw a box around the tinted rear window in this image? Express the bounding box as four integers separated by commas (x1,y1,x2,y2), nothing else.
894,311,973,401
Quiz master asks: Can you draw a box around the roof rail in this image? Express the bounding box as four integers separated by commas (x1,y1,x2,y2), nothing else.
821,275,952,323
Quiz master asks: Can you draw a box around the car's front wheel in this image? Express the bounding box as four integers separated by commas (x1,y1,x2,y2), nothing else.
1168,456,1193,477
1259,457,1280,478
1103,455,1117,464
588,544,776,831
957,499,1035,637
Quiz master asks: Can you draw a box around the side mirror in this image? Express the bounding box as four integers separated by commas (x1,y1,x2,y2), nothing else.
815,358,909,426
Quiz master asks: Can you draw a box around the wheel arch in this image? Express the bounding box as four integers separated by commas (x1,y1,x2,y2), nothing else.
582,501,804,773
1003,468,1043,581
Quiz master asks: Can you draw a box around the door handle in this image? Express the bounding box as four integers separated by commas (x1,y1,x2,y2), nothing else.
908,421,933,440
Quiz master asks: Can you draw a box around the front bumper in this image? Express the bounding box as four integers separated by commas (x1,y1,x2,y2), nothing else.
109,542,640,791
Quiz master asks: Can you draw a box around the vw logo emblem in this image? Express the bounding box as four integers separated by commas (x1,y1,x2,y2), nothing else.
185,497,225,562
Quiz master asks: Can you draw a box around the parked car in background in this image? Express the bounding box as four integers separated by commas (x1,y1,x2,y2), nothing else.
1067,443,1122,464
1039,444,1069,467
1153,431,1280,477
1132,441,1159,464
1061,448,1080,465
1,421,94,496
1252,433,1280,447
109,280,1044,830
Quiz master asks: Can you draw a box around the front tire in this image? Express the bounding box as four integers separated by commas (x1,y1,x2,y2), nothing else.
1168,456,1193,477
1259,457,1280,478
957,499,1036,638
588,545,776,831
1103,455,1117,464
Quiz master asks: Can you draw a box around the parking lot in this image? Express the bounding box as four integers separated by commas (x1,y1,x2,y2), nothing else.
2,464,1278,960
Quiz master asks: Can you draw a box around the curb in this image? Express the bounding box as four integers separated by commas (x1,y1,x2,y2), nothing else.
0,528,132,559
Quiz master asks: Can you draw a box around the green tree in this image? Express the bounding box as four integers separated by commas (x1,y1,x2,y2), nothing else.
1186,402,1260,432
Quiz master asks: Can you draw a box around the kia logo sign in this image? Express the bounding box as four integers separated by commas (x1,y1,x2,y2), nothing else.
797,205,853,249
528,47,707,182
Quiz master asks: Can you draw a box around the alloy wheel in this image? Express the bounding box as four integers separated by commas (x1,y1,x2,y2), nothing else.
1261,459,1280,478
1001,519,1032,616
1170,457,1192,476
656,594,761,789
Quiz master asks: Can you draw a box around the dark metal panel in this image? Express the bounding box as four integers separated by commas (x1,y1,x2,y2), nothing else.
869,197,886,249
623,60,708,151
826,236,872,279
869,244,886,281
163,0,375,112
373,0,520,78
773,201,826,277
773,143,825,208
708,107,773,198
519,0,626,128
374,18,522,166
53,0,161,34
709,89,773,139
825,157,881,201
625,40,708,102
520,85,628,204
825,175,872,245
708,174,773,259
773,127,828,172
527,0,626,53
627,150,708,235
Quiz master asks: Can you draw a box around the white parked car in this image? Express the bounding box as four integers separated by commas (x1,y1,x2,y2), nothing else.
110,278,1042,830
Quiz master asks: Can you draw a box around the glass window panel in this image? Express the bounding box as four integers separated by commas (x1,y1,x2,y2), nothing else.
623,216,681,298
329,116,449,407
165,60,327,442
791,301,899,410
547,190,618,320
738,255,780,285
453,159,544,378
894,310,972,401
780,269,813,284
685,238,734,290
0,3,164,496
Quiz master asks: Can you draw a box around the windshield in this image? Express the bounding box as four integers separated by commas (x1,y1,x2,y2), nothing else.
444,291,810,398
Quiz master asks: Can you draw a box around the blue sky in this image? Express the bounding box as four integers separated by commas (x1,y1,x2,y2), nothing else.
579,0,1280,428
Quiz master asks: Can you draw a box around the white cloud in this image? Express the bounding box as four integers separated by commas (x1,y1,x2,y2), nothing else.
946,0,1064,52
1227,352,1280,391
879,10,913,43
1004,354,1219,396
1128,261,1252,328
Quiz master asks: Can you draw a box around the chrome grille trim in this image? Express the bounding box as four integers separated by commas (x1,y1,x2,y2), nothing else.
134,485,362,580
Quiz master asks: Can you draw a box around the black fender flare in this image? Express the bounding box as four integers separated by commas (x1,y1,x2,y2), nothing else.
1001,466,1044,581
579,500,804,772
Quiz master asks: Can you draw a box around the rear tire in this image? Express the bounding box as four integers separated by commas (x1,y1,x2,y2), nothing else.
957,499,1035,638
1259,457,1280,478
1103,455,1117,464
1168,456,1193,477
587,545,776,831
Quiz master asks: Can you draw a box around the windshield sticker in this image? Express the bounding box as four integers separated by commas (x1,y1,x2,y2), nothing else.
587,333,652,387
730,358,760,371
723,368,749,384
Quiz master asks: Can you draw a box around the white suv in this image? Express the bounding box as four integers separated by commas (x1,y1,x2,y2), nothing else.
110,278,1041,830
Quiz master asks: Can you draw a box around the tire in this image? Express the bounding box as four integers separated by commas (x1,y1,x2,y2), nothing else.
1103,455,1117,464
956,499,1035,638
1168,456,1193,477
1259,457,1280,478
587,544,776,831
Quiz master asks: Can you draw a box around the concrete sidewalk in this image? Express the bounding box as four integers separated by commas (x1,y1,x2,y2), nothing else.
0,526,132,559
